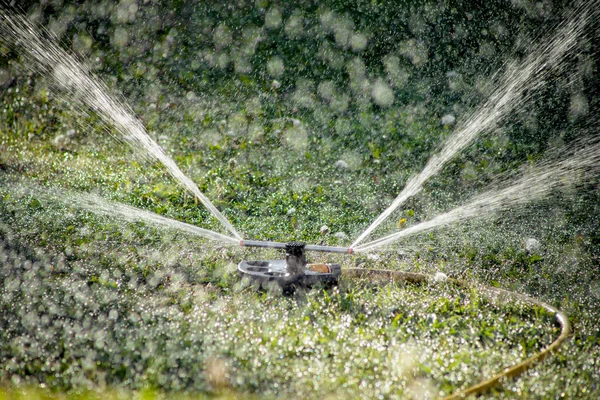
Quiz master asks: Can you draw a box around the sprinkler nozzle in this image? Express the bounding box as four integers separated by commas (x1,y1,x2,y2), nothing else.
285,242,306,275
240,240,352,254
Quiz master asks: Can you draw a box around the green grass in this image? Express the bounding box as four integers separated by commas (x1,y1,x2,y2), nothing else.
1,78,597,399
2,1,600,398
0,191,563,398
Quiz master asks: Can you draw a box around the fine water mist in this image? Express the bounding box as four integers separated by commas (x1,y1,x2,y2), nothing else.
0,11,242,240
351,3,593,248
6,182,240,246
355,138,600,252
1,1,600,398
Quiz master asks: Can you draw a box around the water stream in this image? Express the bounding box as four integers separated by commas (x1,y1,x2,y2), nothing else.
0,12,242,240
6,182,240,246
354,138,600,252
351,4,592,248
0,4,596,251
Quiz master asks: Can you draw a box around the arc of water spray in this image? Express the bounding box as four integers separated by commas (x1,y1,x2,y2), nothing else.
6,182,240,245
0,11,242,240
351,4,590,249
354,139,600,252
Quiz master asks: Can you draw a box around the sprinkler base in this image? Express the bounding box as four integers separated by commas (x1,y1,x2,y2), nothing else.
238,259,341,292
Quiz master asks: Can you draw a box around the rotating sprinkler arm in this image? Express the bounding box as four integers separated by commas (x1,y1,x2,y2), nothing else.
240,240,353,254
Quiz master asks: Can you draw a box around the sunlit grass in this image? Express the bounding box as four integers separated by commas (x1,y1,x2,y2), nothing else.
2,1,600,398
2,74,598,400
0,125,565,398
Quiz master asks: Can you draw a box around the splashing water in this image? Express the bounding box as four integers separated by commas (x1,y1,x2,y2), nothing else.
351,4,592,248
0,11,242,240
354,139,600,252
6,182,240,246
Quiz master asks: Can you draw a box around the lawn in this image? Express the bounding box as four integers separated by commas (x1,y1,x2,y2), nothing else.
1,1,599,398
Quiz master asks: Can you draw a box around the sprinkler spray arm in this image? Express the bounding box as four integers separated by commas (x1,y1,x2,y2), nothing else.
240,240,353,254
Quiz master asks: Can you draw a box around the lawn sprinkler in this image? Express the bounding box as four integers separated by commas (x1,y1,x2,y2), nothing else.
238,240,353,291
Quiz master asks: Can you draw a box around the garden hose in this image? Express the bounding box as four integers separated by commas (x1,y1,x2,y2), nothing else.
341,268,572,399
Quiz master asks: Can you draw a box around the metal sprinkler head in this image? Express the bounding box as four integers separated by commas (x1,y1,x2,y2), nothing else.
285,242,307,275
238,240,352,293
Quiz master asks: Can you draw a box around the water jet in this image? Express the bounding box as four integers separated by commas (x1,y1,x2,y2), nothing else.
1,1,598,398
